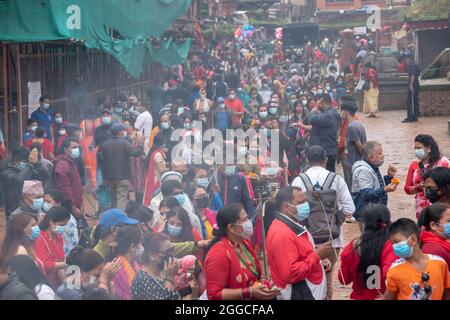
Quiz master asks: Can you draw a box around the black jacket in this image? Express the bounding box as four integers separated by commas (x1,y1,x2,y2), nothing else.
0,162,50,216
214,174,256,220
0,273,37,300
94,124,113,165
307,107,341,156
101,137,143,181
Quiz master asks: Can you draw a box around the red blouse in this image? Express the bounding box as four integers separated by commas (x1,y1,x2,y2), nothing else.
404,158,450,218
338,239,397,300
35,230,65,289
204,237,261,300
25,138,54,160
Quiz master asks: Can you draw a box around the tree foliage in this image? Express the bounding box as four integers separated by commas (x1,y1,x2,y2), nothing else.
399,0,450,21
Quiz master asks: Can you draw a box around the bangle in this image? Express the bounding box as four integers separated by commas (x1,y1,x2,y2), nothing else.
242,287,251,299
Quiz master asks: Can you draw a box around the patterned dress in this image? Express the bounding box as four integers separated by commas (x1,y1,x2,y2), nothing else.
131,270,180,300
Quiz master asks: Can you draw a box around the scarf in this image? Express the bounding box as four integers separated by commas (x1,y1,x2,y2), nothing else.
118,255,137,287
143,147,164,206
420,231,450,252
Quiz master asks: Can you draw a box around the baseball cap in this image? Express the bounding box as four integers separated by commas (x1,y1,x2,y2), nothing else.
99,208,138,228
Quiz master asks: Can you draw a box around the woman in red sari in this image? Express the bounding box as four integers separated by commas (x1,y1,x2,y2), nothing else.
204,204,278,300
143,133,168,206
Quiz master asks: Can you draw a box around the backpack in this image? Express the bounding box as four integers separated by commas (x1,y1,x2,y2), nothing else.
298,172,345,244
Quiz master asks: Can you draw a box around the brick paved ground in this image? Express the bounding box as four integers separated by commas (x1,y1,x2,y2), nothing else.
331,110,450,299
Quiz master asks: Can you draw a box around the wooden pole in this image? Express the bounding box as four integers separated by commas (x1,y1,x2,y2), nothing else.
2,44,9,147
16,45,23,139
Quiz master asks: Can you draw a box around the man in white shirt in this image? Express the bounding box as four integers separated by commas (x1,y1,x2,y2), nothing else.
292,145,355,300
134,101,153,154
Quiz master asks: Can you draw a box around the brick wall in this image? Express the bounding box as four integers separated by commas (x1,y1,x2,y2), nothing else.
420,86,450,116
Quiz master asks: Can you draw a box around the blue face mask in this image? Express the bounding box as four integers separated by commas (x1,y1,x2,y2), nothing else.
115,108,123,114
259,111,268,118
29,225,40,241
289,202,311,221
42,202,53,213
161,122,170,130
43,103,50,110
102,116,111,125
53,225,66,235
32,198,44,211
266,167,277,176
174,194,185,206
70,148,80,159
393,238,413,259
196,178,209,188
167,224,183,237
224,165,236,176
445,223,450,238
269,107,278,115
415,148,426,160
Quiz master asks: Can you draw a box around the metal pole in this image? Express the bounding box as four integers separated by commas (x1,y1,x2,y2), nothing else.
2,44,9,147
16,45,23,141
260,198,269,280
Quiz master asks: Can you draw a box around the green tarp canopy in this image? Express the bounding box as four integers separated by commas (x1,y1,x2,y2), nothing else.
0,0,193,77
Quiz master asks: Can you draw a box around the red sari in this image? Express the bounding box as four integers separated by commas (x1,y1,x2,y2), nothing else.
143,148,166,206
204,237,261,300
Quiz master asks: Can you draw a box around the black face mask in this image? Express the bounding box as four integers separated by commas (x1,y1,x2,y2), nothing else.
195,195,209,209
425,188,441,203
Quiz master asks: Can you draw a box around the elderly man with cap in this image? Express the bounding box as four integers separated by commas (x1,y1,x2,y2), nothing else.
9,180,45,220
0,145,49,216
149,171,203,238
292,145,355,300
101,123,144,210
93,208,139,260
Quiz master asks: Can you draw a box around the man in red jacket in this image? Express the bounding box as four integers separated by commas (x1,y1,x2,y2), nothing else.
53,137,83,217
266,186,333,300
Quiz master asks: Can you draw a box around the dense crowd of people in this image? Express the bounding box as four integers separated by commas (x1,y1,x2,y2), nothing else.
0,33,448,300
